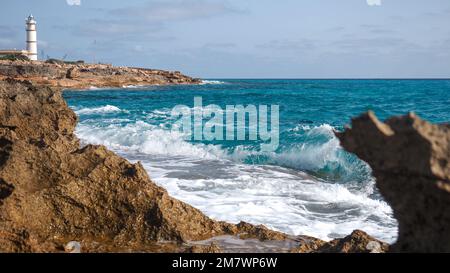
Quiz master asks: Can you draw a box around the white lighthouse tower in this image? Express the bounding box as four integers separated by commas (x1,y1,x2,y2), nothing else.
25,14,38,61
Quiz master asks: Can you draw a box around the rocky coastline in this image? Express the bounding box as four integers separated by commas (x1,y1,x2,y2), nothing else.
0,60,201,89
0,61,448,253
0,78,290,253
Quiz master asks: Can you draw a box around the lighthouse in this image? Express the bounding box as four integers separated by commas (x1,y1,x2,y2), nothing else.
26,14,38,61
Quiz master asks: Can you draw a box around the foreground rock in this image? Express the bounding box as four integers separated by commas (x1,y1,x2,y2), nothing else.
291,230,389,253
0,60,200,89
0,79,289,253
337,111,450,252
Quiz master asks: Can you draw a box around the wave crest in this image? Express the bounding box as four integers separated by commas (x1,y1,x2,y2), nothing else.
75,105,123,115
200,80,226,85
76,121,225,159
76,119,368,183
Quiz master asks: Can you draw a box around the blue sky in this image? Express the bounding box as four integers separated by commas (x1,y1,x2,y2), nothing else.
1,0,450,78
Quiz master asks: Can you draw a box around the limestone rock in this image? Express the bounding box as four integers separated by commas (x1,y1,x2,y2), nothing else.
336,111,450,252
316,230,389,253
292,230,389,253
185,243,222,253
0,60,201,89
232,221,287,241
66,67,80,79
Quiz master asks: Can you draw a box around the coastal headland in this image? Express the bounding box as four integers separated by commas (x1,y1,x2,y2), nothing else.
0,60,449,253
0,59,201,89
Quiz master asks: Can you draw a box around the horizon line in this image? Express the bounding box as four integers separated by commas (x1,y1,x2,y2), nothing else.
203,77,450,80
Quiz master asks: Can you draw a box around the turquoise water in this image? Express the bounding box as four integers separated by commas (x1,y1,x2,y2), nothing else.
64,79,450,243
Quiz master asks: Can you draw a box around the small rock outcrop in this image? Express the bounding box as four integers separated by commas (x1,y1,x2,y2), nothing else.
336,111,450,252
185,243,222,253
0,79,285,253
292,230,389,253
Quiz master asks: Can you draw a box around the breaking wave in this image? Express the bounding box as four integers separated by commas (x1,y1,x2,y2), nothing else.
200,80,227,85
76,120,369,183
74,105,124,115
63,78,450,244
76,121,226,159
74,120,397,242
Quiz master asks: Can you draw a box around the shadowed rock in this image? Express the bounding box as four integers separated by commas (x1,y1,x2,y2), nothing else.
291,230,389,253
336,111,450,252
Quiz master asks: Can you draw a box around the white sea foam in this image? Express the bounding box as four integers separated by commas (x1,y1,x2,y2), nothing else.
143,160,397,242
75,105,123,115
290,124,311,132
76,121,225,159
74,119,398,243
77,120,340,172
122,84,152,89
200,80,226,85
290,123,334,134
87,86,112,91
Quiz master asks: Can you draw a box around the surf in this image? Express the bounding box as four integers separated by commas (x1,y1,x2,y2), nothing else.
64,79,450,243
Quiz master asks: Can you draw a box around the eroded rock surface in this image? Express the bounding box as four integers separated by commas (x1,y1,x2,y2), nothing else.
336,111,450,252
0,60,200,89
291,230,389,253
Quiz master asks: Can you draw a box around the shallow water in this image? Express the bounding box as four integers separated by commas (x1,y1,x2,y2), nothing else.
188,235,300,253
64,79,450,243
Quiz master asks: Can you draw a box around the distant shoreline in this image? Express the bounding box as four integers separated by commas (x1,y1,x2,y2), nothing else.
0,59,201,90
204,78,450,80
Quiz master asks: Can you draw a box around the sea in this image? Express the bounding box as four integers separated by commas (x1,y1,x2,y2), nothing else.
63,79,450,243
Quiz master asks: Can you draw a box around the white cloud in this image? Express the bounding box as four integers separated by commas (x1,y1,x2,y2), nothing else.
110,0,241,22
66,0,81,6
367,0,382,6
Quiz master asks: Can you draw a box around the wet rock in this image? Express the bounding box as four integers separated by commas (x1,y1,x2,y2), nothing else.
366,241,383,253
292,230,389,253
289,236,327,253
336,111,450,252
65,241,81,253
185,243,221,253
231,222,288,241
316,230,389,253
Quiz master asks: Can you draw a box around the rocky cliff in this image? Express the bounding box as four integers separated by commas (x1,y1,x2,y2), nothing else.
0,60,200,89
337,112,450,252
